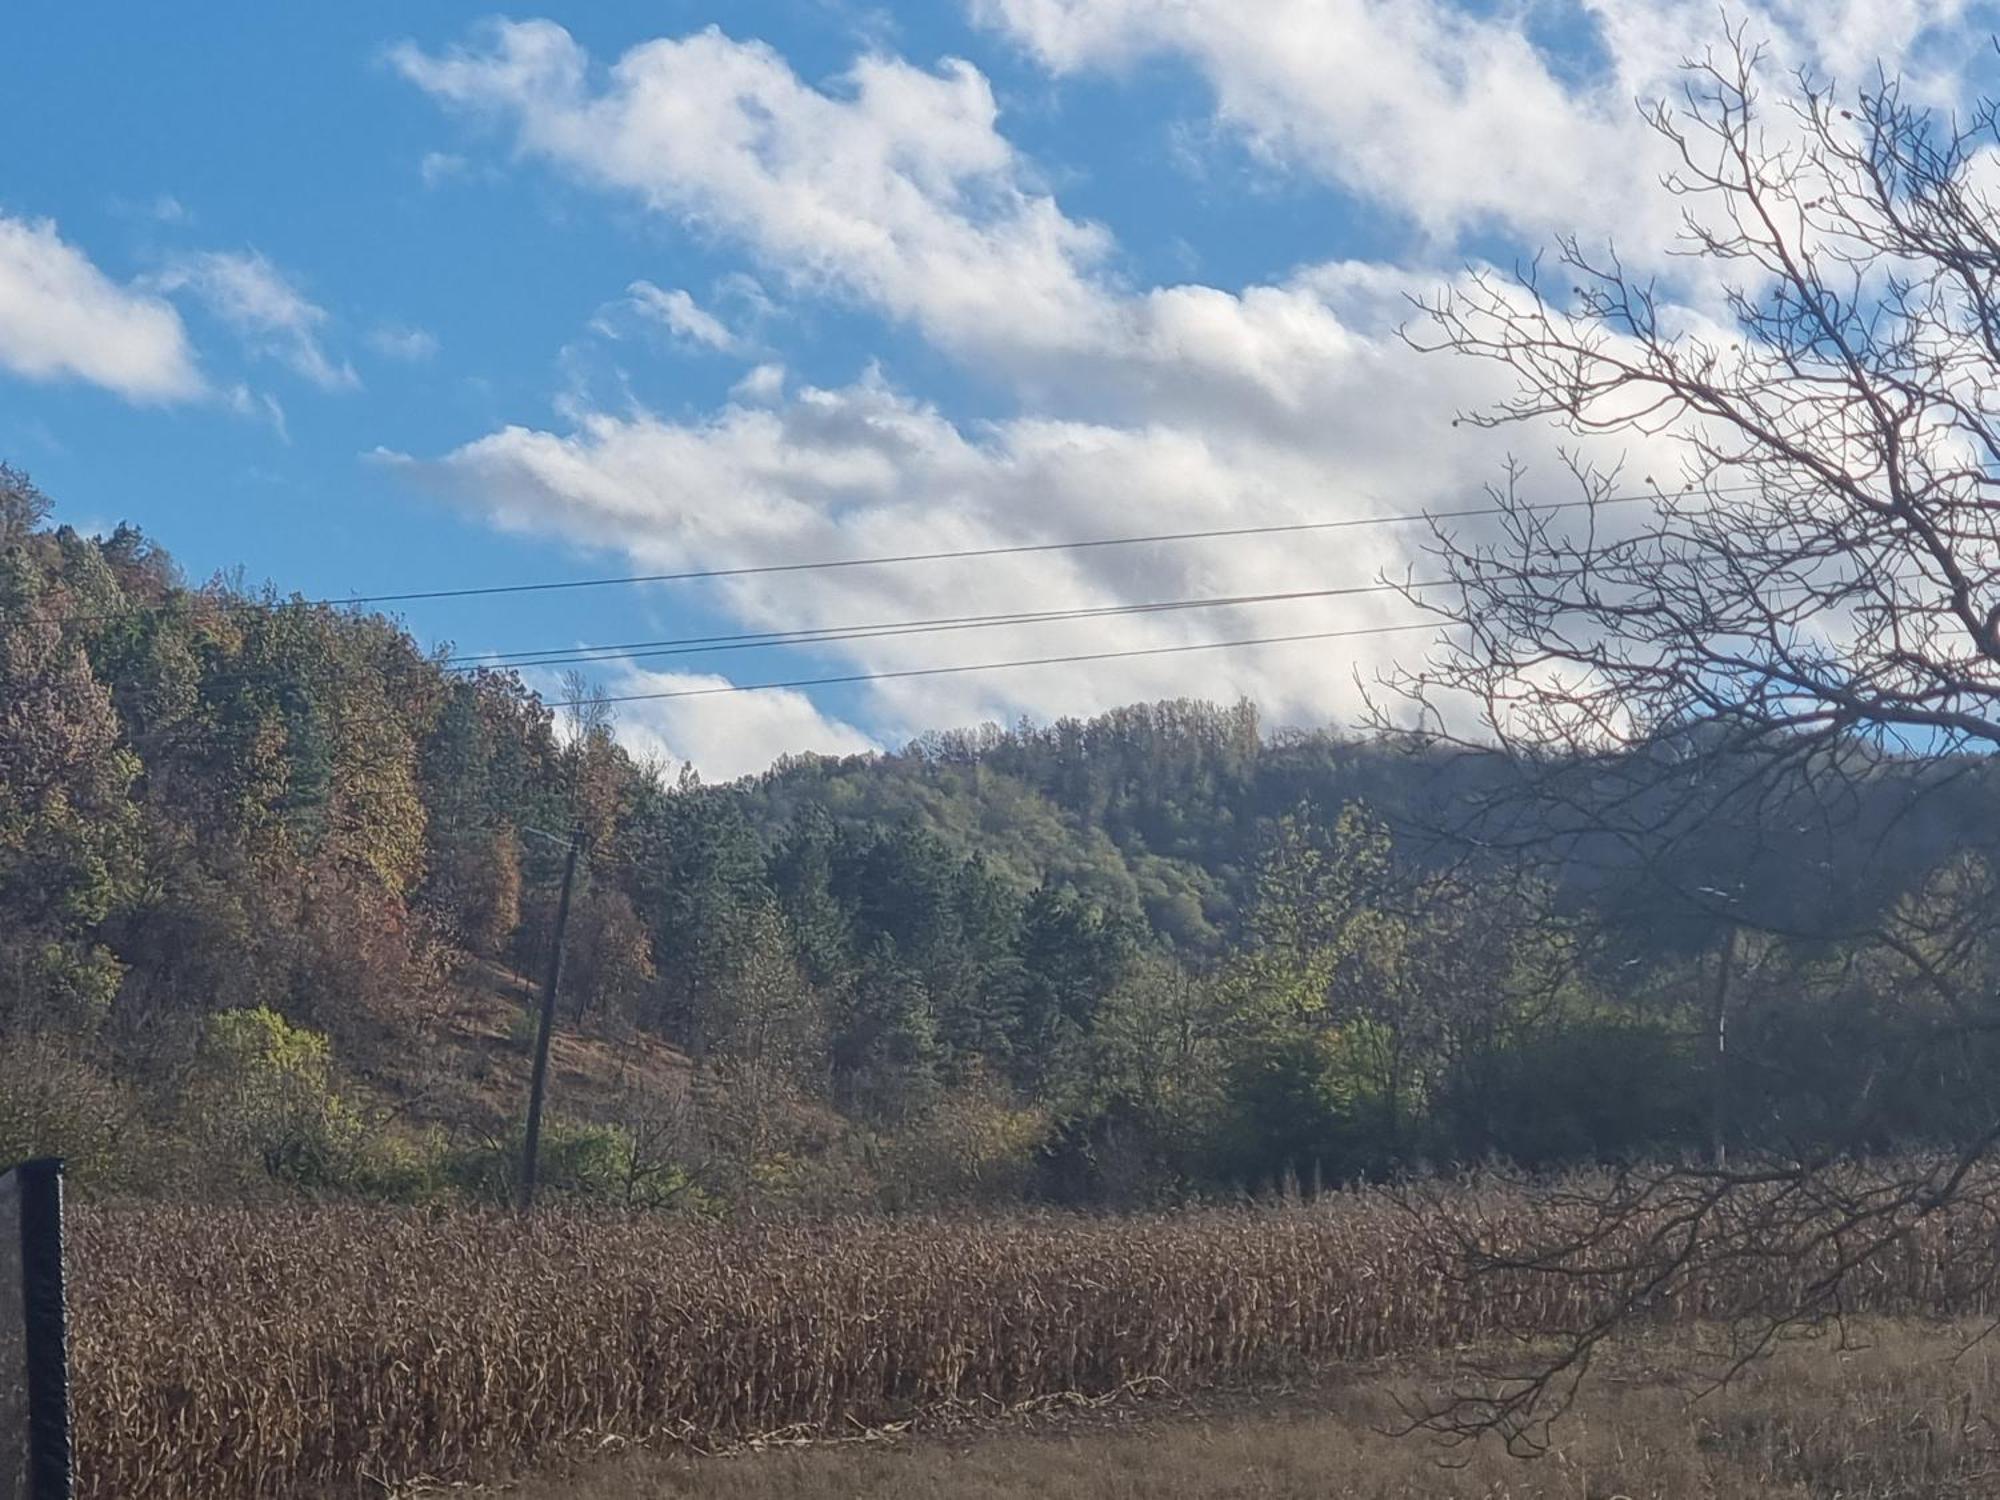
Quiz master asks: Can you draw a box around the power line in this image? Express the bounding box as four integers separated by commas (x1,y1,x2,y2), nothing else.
343,493,1666,608
547,622,1442,708
14,484,1725,627
447,582,1443,673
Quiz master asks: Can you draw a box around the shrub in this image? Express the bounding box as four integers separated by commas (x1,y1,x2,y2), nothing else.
877,1075,1049,1206
441,1115,705,1211
185,1006,437,1199
0,1035,141,1188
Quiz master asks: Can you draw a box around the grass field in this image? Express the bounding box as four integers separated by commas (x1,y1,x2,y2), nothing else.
513,1321,2000,1499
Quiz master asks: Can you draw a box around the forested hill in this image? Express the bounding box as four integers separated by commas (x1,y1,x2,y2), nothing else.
741,707,2000,962
7,467,2000,1209
740,702,1448,952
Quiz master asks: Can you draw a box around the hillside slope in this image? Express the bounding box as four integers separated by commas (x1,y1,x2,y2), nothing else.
6,466,2000,1207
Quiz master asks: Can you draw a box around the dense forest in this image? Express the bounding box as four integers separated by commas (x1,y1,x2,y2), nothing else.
5,463,1999,1210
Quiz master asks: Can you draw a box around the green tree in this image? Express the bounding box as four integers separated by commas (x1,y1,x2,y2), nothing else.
0,532,140,1030
1011,885,1133,1092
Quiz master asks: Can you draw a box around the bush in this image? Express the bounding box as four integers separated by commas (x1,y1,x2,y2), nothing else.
186,1006,440,1200
441,1116,707,1211
0,1035,142,1189
877,1076,1049,1207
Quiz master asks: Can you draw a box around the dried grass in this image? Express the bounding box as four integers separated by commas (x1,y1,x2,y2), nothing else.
531,1320,2000,1499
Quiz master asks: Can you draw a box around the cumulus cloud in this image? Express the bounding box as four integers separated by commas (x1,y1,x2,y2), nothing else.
731,362,787,403
979,0,1660,246
597,668,878,780
154,250,359,391
392,20,1513,414
971,0,1994,252
383,15,1795,746
384,303,1669,737
392,23,1113,368
0,212,203,401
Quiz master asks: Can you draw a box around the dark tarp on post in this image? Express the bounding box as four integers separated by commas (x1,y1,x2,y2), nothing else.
0,1160,71,1500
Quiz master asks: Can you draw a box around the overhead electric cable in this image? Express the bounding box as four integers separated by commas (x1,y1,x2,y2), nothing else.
340,495,1657,607
445,582,1445,672
544,622,1442,708
292,490,1679,607
11,482,1743,627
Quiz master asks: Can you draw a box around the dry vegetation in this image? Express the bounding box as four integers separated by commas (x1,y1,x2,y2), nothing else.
64,1177,2000,1499
528,1321,2000,1499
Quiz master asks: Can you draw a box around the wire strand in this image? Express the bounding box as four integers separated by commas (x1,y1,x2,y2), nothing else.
548,622,1441,708
349,494,1662,607
14,483,1725,627
448,582,1444,673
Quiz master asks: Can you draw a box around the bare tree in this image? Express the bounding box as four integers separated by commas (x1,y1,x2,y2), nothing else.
1374,24,2000,1442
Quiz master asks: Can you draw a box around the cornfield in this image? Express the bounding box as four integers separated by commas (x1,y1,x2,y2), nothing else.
63,1172,2000,1498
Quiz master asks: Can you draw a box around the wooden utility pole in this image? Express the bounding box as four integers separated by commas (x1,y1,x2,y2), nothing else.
520,825,583,1213
1709,923,1738,1170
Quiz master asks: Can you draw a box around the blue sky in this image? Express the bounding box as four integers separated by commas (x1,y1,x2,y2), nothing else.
5,1,1996,776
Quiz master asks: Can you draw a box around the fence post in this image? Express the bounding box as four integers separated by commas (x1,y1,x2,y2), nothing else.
2,1157,72,1500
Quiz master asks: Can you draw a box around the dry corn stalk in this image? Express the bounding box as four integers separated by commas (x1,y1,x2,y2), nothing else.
63,1167,2000,1499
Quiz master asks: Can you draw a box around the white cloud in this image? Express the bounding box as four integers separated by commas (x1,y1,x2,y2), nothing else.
391,18,1817,418
979,0,1672,246
714,272,777,323
154,250,359,391
386,3,2000,841
384,280,1666,738
0,212,203,401
368,323,440,362
601,668,878,780
625,281,739,351
392,23,1112,367
973,1,1998,253
731,362,786,403
390,20,1523,416
383,16,1806,750
109,193,196,227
